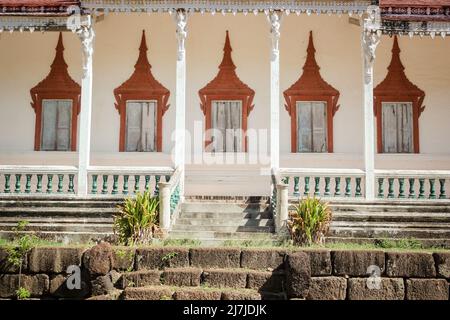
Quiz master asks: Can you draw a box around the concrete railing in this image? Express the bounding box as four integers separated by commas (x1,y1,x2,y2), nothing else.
271,168,288,235
158,166,183,232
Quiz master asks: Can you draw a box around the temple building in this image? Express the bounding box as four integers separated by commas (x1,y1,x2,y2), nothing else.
0,0,449,245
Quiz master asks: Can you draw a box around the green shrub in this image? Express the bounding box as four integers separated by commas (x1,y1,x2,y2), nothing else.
16,287,31,300
287,197,332,246
114,191,160,246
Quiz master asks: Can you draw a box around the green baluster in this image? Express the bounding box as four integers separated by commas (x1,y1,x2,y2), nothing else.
282,177,290,185
25,174,32,194
165,175,171,182
134,175,140,194
123,175,129,195
324,177,331,196
293,177,300,197
154,175,160,196
101,175,108,194
57,174,64,193
429,179,436,199
68,174,75,194
334,177,341,196
4,174,11,193
344,177,351,197
398,178,405,198
377,178,384,198
387,178,394,198
144,175,150,191
439,179,446,199
418,178,425,199
355,177,362,197
91,175,98,194
36,174,43,193
314,177,320,196
303,177,310,196
14,174,21,193
46,174,53,193
408,178,415,199
112,175,119,195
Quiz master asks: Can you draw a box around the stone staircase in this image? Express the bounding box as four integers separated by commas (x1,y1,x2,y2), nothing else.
0,196,118,243
325,200,450,247
169,197,277,246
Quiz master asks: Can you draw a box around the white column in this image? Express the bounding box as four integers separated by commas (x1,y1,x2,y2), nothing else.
173,9,187,197
76,20,95,196
361,6,381,201
268,11,281,171
159,182,171,231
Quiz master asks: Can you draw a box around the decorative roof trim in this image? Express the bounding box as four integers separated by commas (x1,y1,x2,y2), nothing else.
0,14,90,32
381,20,450,37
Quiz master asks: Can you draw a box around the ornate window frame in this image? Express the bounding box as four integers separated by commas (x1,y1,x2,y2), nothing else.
114,30,170,152
30,32,81,151
374,36,425,154
283,31,340,153
198,31,255,152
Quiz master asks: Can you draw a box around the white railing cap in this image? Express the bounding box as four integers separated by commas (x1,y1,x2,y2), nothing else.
87,166,174,175
0,165,78,174
375,169,450,178
280,168,365,177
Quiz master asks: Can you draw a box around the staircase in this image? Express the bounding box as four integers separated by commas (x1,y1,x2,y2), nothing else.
0,196,117,243
169,196,276,246
325,200,450,247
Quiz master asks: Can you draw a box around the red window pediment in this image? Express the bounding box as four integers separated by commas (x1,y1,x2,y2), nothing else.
283,31,340,153
114,30,170,152
30,32,81,151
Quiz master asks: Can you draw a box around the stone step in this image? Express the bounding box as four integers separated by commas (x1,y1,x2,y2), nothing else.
331,221,450,229
171,225,275,233
0,198,123,208
181,202,271,213
329,226,450,239
0,206,117,217
329,203,450,213
0,230,113,243
121,285,284,300
174,218,274,227
332,212,450,223
325,236,450,248
179,212,273,219
169,231,275,240
0,216,113,224
0,222,113,233
184,196,270,203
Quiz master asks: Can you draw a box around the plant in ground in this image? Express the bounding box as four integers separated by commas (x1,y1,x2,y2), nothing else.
287,197,332,246
16,287,31,300
114,191,160,246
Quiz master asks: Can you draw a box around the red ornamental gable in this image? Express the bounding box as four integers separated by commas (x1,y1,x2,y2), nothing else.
0,0,80,15
114,30,170,116
198,31,255,115
284,31,340,117
374,36,425,113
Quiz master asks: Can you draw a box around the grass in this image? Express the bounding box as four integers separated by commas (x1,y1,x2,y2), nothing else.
0,237,91,248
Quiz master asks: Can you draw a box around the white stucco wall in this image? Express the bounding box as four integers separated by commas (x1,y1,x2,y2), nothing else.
0,13,449,171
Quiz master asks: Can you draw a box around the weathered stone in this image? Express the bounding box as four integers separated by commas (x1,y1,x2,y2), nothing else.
240,249,286,270
83,242,114,276
190,248,241,268
122,286,174,300
174,288,222,300
0,248,27,273
119,270,162,289
247,271,285,293
0,274,49,298
49,274,89,299
221,289,262,300
285,251,311,299
112,247,136,271
332,250,385,276
136,247,189,270
406,279,449,300
433,252,450,279
304,250,332,276
307,277,347,300
163,268,202,287
91,274,115,296
28,247,84,273
347,278,404,300
202,269,247,289
87,289,122,300
386,252,436,277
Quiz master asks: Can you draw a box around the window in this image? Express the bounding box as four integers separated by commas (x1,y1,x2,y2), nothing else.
125,101,157,152
296,101,327,153
381,102,413,153
41,100,72,151
211,101,242,152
